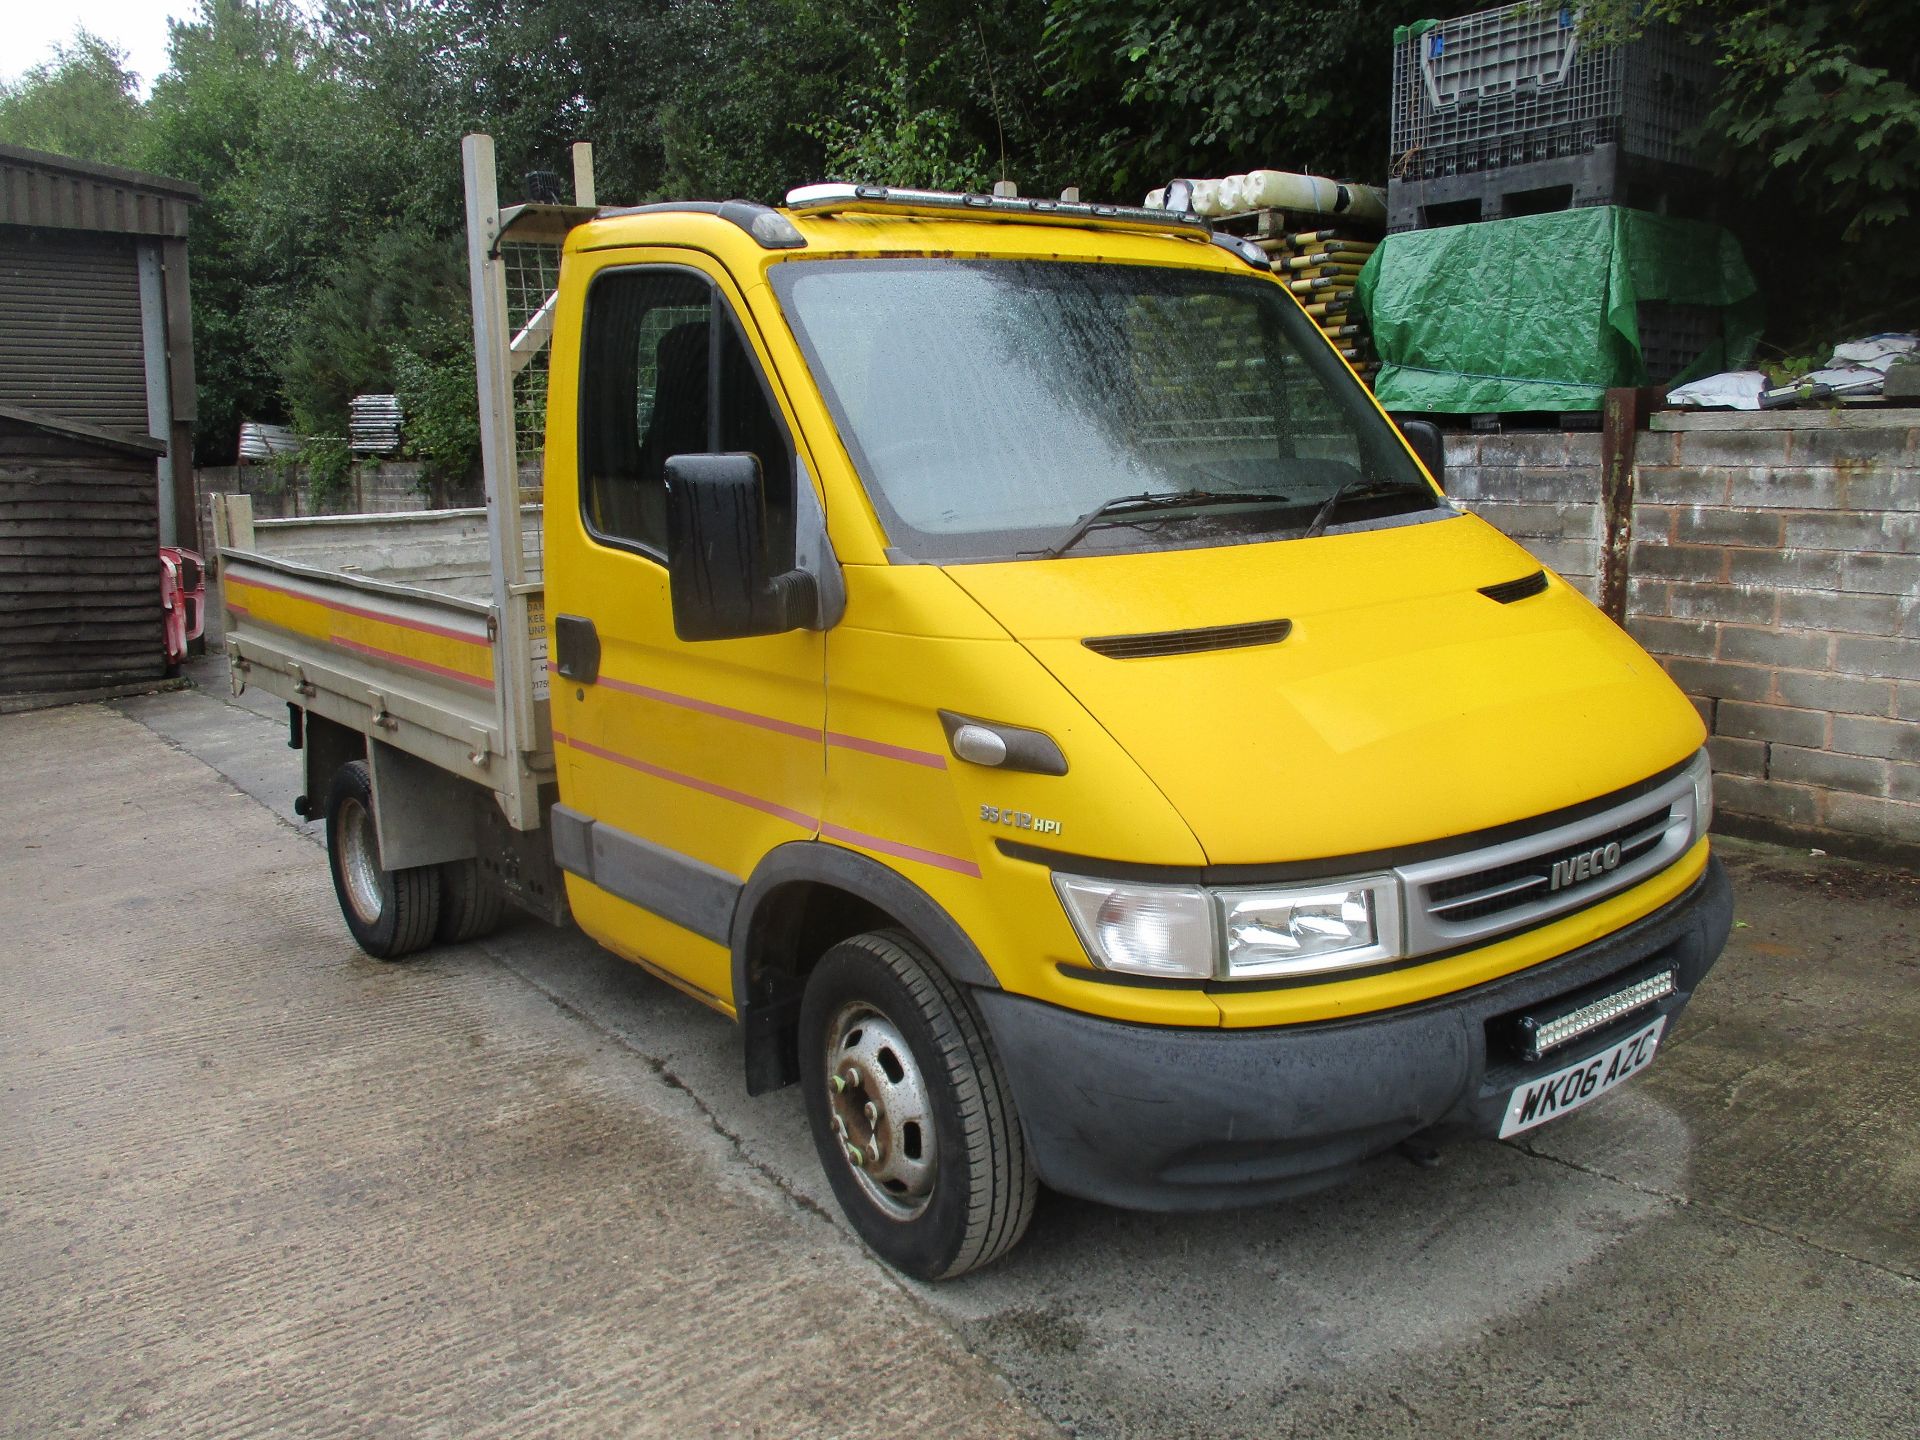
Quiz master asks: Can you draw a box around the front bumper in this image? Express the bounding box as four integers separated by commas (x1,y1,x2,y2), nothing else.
976,853,1733,1212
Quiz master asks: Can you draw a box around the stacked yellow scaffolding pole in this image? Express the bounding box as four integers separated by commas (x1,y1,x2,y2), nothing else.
1254,227,1381,380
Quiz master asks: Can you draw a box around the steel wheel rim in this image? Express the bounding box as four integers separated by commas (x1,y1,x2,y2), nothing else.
825,1001,936,1220
338,795,386,925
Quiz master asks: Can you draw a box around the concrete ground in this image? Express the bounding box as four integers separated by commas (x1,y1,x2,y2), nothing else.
2,665,1916,1439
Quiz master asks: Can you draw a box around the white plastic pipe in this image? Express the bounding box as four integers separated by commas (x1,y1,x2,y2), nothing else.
1243,169,1341,212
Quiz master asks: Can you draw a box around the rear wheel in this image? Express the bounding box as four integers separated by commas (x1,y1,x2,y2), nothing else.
325,760,441,960
799,929,1036,1280
436,857,506,944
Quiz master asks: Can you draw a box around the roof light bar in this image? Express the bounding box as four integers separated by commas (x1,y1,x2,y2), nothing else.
783,183,1212,239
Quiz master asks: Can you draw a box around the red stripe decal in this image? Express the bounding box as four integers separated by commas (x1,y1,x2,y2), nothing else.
597,675,820,742
820,823,982,878
826,731,948,769
234,575,489,646
556,733,978,876
562,734,815,830
333,635,495,690
598,675,947,769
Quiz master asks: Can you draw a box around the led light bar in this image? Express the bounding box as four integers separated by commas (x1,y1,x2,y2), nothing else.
1521,971,1676,1060
783,183,1213,238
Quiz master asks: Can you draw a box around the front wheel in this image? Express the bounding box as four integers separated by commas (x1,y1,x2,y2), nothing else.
325,760,442,960
799,930,1036,1280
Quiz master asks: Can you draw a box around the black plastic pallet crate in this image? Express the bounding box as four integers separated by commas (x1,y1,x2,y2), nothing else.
1390,5,1713,182
1386,144,1711,232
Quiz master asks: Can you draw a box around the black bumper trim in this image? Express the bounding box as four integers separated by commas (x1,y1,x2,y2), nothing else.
977,854,1733,1213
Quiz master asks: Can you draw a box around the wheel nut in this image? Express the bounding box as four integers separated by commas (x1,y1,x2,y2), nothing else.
864,1102,879,1126
845,1143,865,1167
830,1074,846,1094
843,1068,861,1090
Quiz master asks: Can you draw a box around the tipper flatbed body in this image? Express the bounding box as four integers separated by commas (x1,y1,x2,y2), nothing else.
219,510,550,831
224,549,537,778
219,141,1731,1280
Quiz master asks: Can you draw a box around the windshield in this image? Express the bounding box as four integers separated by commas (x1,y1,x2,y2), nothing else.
771,258,1442,562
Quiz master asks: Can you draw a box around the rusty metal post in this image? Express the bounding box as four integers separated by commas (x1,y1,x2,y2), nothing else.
1598,386,1643,623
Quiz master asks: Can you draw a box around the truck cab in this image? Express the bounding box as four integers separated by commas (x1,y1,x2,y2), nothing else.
226,168,1730,1282
538,181,1728,1275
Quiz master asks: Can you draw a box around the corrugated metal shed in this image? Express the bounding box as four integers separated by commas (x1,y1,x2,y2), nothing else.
0,144,198,550
0,404,164,703
237,422,301,460
0,230,148,431
0,145,196,237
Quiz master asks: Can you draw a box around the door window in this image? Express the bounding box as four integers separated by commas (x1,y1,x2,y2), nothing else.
580,268,794,560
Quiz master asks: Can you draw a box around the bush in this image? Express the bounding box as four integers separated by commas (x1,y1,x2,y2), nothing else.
394,343,480,489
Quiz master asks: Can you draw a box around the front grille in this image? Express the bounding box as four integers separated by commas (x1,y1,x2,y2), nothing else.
1396,756,1704,955
1425,807,1674,925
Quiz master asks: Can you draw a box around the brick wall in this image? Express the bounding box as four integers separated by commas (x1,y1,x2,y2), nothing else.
1447,412,1920,862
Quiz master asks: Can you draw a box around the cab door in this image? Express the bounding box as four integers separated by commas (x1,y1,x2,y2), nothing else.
546,250,825,1010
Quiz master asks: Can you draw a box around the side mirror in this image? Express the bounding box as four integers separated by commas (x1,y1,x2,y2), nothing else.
663,453,817,642
1398,418,1446,488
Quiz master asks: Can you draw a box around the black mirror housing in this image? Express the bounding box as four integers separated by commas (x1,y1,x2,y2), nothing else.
1397,417,1446,489
664,453,817,641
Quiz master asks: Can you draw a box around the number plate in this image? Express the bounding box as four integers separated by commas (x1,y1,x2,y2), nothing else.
1498,1015,1666,1139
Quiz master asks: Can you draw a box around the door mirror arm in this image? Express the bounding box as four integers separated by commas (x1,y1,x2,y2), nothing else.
792,457,846,630
1396,417,1446,489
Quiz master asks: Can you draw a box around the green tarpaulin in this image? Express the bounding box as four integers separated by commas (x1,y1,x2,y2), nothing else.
1355,207,1761,413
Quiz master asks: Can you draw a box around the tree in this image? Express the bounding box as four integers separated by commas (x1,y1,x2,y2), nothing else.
1588,0,1920,345
17,0,1900,463
1039,1,1481,197
810,3,991,190
144,0,436,459
0,30,149,167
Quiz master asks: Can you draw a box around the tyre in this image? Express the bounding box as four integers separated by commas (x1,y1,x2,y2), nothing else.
799,929,1036,1280
324,760,442,960
436,857,506,944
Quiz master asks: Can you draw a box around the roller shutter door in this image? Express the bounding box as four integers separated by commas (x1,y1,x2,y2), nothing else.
0,228,148,435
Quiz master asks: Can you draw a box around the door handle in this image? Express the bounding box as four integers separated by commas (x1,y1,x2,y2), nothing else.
554,614,601,683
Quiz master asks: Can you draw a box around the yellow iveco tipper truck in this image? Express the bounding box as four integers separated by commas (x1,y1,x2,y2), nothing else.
218,136,1730,1280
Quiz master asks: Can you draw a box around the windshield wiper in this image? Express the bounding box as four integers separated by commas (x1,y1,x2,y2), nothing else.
1031,489,1295,559
1301,476,1422,539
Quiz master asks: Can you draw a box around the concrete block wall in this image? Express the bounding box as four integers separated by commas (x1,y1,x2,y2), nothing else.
1627,417,1918,855
198,461,448,520
1448,413,1920,861
193,459,541,552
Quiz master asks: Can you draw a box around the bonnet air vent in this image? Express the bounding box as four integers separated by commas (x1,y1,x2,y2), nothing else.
1082,618,1293,659
1478,570,1549,604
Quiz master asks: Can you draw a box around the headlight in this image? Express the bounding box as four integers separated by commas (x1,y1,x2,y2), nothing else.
1054,873,1405,981
1691,750,1714,836
1217,877,1403,978
1053,875,1216,979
